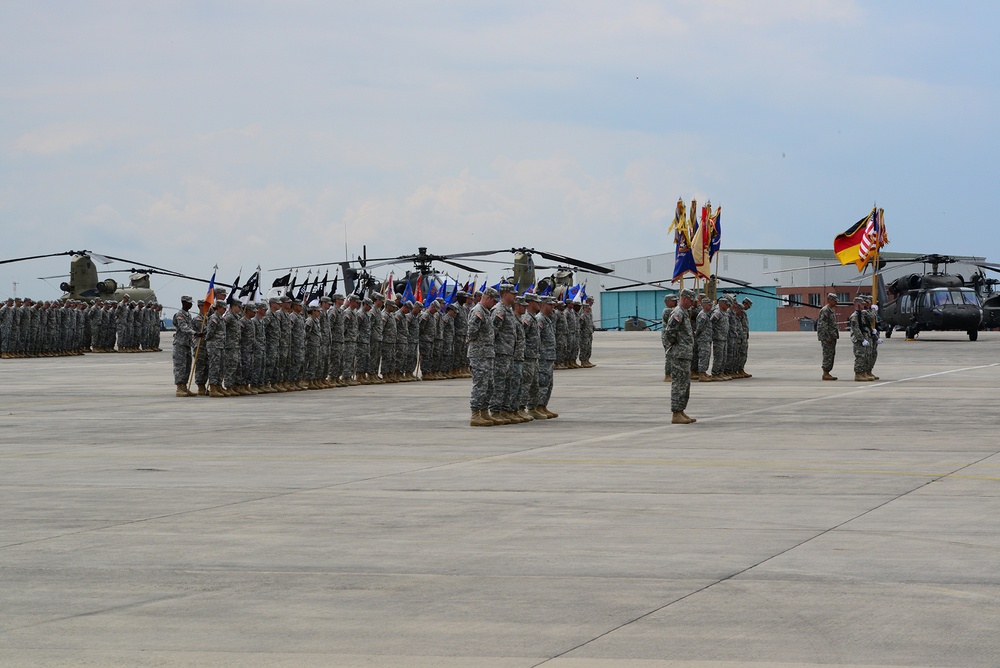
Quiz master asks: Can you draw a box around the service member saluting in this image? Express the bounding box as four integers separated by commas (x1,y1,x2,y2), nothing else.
664,288,697,424
468,287,499,427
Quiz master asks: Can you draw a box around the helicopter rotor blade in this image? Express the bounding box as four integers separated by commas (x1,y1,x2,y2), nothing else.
0,251,77,266
438,258,483,273
529,249,613,275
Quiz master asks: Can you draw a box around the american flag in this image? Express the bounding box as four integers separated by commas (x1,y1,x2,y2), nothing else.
858,207,883,260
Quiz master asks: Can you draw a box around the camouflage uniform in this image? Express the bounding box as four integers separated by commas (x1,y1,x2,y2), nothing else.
509,306,526,412
370,303,384,377
566,305,580,364
394,307,409,376
328,300,344,382
467,300,495,411
205,309,226,386
191,309,209,387
849,306,872,374
453,298,469,369
418,308,435,377
432,308,445,373
695,305,713,373
278,307,292,383
240,311,256,386
304,311,321,380
341,304,358,380
554,306,568,366
252,309,266,387
223,309,242,389
664,303,694,412
579,303,595,363
817,302,839,373
441,309,455,375
520,305,541,408
661,305,673,376
489,299,516,413
536,308,556,406
171,307,196,384
725,306,742,375
406,308,420,375
382,306,397,377
710,303,730,377
262,304,281,385
356,303,372,378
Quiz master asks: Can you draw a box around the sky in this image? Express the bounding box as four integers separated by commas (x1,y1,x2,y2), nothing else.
2,1,998,307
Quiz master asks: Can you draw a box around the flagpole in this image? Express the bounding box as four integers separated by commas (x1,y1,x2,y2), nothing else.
186,263,217,391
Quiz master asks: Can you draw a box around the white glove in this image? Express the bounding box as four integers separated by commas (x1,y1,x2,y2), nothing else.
862,339,870,347
877,338,884,345
871,305,879,312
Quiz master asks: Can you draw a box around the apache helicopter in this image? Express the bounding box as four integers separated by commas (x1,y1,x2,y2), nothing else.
272,246,612,299
875,254,1000,340
1,250,228,303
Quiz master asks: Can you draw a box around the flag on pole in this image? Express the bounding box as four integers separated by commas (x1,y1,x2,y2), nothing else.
709,206,722,259
691,201,713,279
202,267,217,315
385,273,395,300
834,207,876,270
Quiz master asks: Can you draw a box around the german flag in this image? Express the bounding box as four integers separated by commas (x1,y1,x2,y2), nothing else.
834,210,874,270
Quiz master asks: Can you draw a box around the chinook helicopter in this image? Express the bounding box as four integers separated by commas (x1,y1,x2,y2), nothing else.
1,250,228,303
876,254,1000,340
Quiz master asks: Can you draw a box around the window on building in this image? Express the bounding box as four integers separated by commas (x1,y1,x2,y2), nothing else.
787,293,802,307
836,292,850,304
808,293,821,307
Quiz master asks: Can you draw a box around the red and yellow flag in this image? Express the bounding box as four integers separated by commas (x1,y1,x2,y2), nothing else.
834,210,874,270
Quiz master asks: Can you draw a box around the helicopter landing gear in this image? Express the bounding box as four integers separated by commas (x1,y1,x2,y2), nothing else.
969,329,979,341
905,325,918,340
884,328,892,339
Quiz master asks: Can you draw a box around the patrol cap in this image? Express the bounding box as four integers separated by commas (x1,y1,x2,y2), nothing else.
346,293,360,302
679,289,695,300
320,296,332,303
362,297,373,306
514,296,527,306
456,290,469,298
445,303,458,312
371,293,385,302
854,296,865,303
700,295,712,304
332,293,346,300
403,300,413,308
498,283,515,294
268,296,279,304
307,304,320,312
213,301,226,309
385,300,397,309
827,293,838,301
473,290,483,298
664,294,677,304
742,297,753,306
483,287,500,299
181,295,193,303
541,295,557,304
585,296,594,303
524,293,539,303
279,295,291,303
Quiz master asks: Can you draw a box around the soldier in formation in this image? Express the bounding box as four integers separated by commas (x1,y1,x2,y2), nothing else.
664,288,697,424
848,295,881,381
1,296,164,358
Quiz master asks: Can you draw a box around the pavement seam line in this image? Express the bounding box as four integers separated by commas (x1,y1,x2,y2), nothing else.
530,440,1000,666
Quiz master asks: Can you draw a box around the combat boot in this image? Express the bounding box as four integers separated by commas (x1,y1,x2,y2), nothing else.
197,384,208,396
529,406,548,420
868,372,880,381
672,411,693,424
822,372,837,381
740,370,752,378
539,406,559,419
235,385,252,396
208,384,226,398
175,383,195,397
699,372,713,382
516,408,535,422
681,411,697,423
855,373,867,382
346,377,361,386
663,374,671,382
470,409,493,427
504,410,526,424
489,410,510,425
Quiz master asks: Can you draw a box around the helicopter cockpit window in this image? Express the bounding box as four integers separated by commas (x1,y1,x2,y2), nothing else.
921,292,933,307
899,294,910,312
957,291,980,306
932,291,952,306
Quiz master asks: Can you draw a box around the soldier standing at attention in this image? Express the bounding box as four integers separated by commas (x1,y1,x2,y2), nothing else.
239,302,257,394
206,301,227,397
304,304,322,389
223,301,245,395
849,296,874,382
172,296,198,397
694,295,714,381
661,293,677,382
488,284,517,424
664,289,697,424
407,301,421,380
508,296,530,422
817,293,839,381
520,293,543,419
468,287,498,427
578,296,596,367
535,296,559,418
191,300,210,395
710,296,731,380
864,295,881,381
417,300,436,380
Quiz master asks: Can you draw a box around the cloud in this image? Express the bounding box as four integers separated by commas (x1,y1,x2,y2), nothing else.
11,122,122,156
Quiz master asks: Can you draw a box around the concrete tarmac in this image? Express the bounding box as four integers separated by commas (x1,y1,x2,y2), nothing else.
2,331,999,667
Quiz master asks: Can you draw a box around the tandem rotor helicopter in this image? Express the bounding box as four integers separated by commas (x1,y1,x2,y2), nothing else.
0,250,231,303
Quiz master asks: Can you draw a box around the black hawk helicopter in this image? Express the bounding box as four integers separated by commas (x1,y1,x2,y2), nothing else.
875,254,1000,340
271,246,612,299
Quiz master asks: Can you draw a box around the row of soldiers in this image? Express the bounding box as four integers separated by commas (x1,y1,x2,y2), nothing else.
466,285,595,427
171,288,597,398
661,292,753,384
661,289,753,425
0,296,162,358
